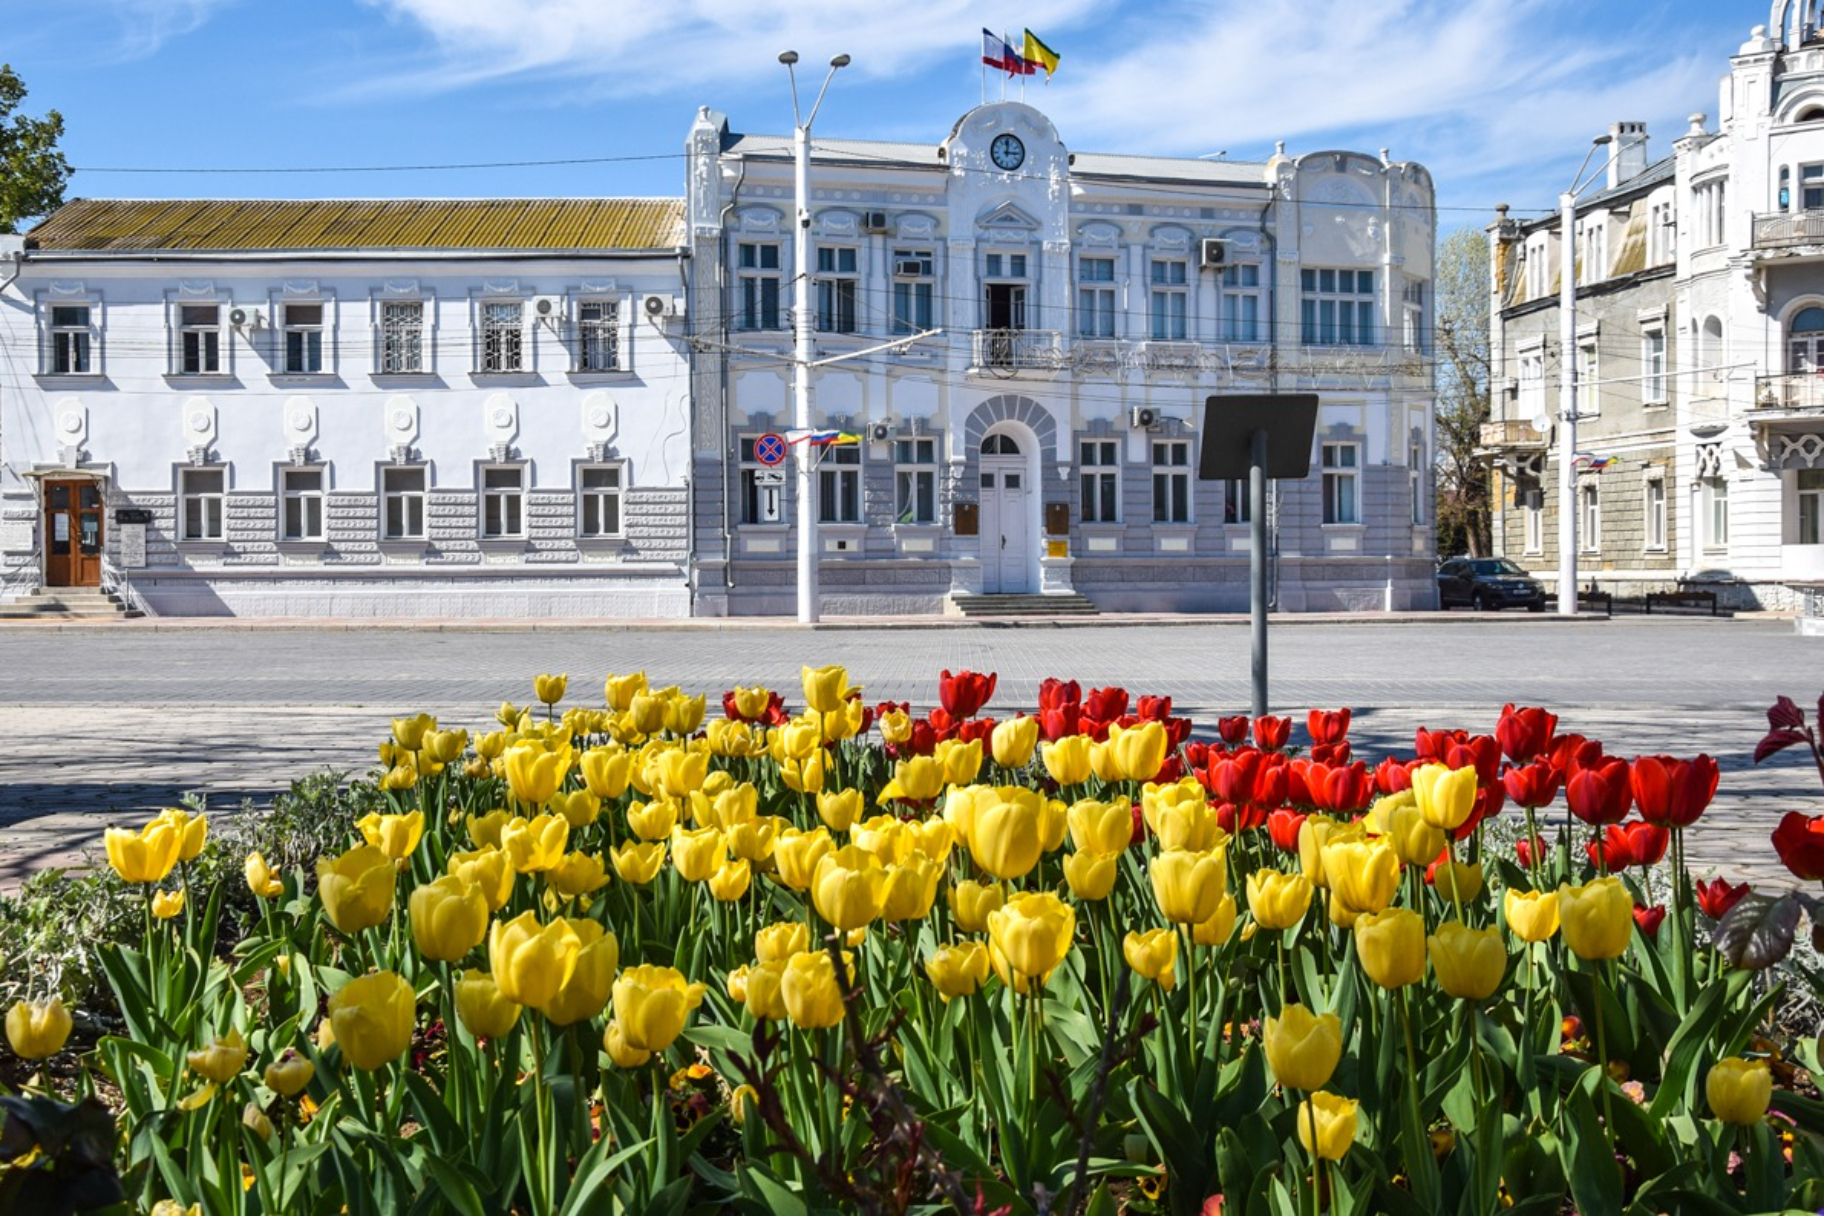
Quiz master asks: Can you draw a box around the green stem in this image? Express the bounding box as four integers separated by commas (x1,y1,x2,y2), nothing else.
1592,962,1616,1135
1304,1094,1322,1216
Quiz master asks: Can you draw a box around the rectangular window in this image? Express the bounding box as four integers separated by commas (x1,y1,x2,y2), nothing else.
894,437,937,524
816,246,858,334
481,466,525,538
577,300,619,371
1580,483,1601,552
1221,264,1261,342
178,304,221,374
578,465,622,537
48,305,92,374
1645,476,1667,551
1078,256,1116,339
1579,219,1606,283
1577,340,1599,416
738,243,782,330
379,300,424,373
1402,280,1426,353
818,443,861,523
382,466,426,540
282,302,324,374
1300,268,1376,346
1803,163,1824,211
479,302,524,372
1642,327,1667,404
1149,259,1188,341
180,467,224,540
1519,477,1544,553
1322,443,1359,524
1704,475,1729,548
1649,201,1677,264
1410,443,1425,526
280,468,325,541
984,252,1028,279
1518,349,1546,425
1224,478,1251,524
1079,439,1120,523
1799,469,1824,544
891,249,934,336
739,436,785,524
1151,440,1191,523
1694,179,1728,247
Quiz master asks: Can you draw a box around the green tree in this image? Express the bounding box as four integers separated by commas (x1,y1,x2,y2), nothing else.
0,64,70,235
1433,224,1491,558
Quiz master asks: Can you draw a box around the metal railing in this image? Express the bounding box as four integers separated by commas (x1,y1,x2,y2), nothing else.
0,547,39,603
1754,372,1824,412
1753,210,1824,250
101,555,152,617
1478,418,1548,448
971,328,1064,371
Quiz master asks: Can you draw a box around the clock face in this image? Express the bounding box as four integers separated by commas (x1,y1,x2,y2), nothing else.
990,133,1026,172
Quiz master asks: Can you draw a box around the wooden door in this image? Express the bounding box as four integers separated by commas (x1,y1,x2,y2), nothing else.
45,480,103,587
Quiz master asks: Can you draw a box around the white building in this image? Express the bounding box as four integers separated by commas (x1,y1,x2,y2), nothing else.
0,199,695,617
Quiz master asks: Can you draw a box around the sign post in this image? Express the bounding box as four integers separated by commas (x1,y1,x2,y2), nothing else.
1198,394,1320,719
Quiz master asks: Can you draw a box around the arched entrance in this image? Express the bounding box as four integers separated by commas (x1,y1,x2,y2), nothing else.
978,425,1040,593
1789,305,1824,373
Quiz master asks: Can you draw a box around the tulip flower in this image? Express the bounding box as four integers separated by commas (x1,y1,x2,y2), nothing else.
1411,764,1477,832
549,790,601,830
1378,802,1444,869
1296,1092,1359,1162
1306,708,1352,746
1427,922,1507,1000
467,808,513,850
578,748,632,799
392,713,435,751
1694,877,1750,920
908,817,957,863
986,892,1075,983
150,888,185,919
1264,1003,1341,1091
1353,907,1426,989
1215,714,1249,745
316,844,396,935
610,840,667,885
769,825,832,890
531,672,567,706
1064,848,1121,900
105,819,183,885
1496,704,1558,764
1773,811,1824,881
666,692,708,735
725,817,781,865
406,875,488,961
936,738,985,785
445,847,514,912
1322,839,1400,915
422,728,468,767
1706,1057,1772,1125
741,960,789,1021
1151,848,1229,926
356,810,424,862
187,1027,249,1083
1295,816,1356,887
1192,894,1239,946
1253,715,1291,751
882,855,943,921
1558,876,1635,960
241,1102,274,1142
925,941,991,1000
328,972,415,1070
5,998,72,1060
1587,820,1668,870
244,851,284,900
991,715,1039,768
1502,759,1562,810
542,920,620,1025
1633,903,1666,938
503,744,569,807
454,970,521,1040
1630,754,1719,828
548,851,612,899
154,808,209,864
612,964,705,1052
501,813,569,874
967,788,1047,880
948,879,1004,933
755,921,810,963
262,1049,314,1098
1266,809,1307,853
1109,720,1168,782
878,755,944,805
1565,757,1632,826
780,951,846,1029
707,858,753,901
1247,868,1314,930
939,668,998,718
1041,736,1093,786
1123,928,1179,990
1149,792,1222,854
779,752,825,794
801,665,856,715
812,845,889,931
489,912,581,1009
666,824,722,883
1428,856,1483,903
816,789,864,833
1503,889,1560,943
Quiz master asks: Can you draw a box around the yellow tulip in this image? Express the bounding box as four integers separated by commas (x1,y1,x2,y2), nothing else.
1558,877,1635,961
1247,869,1314,931
104,820,182,884
603,1020,652,1068
357,810,425,862
948,879,1004,933
991,716,1040,768
651,750,707,799
1152,797,1222,855
769,826,832,891
422,727,468,766
626,692,668,736
986,892,1075,982
1123,927,1179,990
620,798,673,842
550,790,602,830
821,697,866,742
779,752,825,794
1068,799,1133,855
710,782,758,830
670,825,726,883
580,748,633,799
942,784,985,841
328,972,415,1070
726,817,781,865
1064,848,1121,900
379,757,420,791
1323,840,1401,915
925,941,991,1000
1363,787,1416,835
154,808,209,863
407,876,488,961
501,813,569,874
781,951,846,1029
1263,1003,1341,1091
547,851,611,899
611,840,667,885
489,912,581,1009
242,1101,274,1142
1192,893,1239,946
776,716,824,761
467,808,513,850
936,738,984,786
503,746,567,806
1109,720,1168,782
1433,859,1483,904
1297,816,1362,889
1381,801,1445,867
151,1201,202,1216
879,755,945,804
1089,740,1123,784
967,787,1048,880
800,665,856,715
611,964,705,1052
730,685,774,720
881,854,943,921
542,920,620,1025
1352,907,1426,989
1412,763,1478,831
391,713,435,751
1427,921,1507,1000
815,789,864,833
244,851,284,900
907,817,956,863
1151,848,1229,926
742,959,789,1020
455,970,522,1039
5,998,72,1059
1041,736,1093,786
708,858,753,901
187,1027,249,1083
755,921,810,963
533,672,568,706
811,845,888,931
262,1049,315,1098
447,847,515,911
316,844,396,934
1296,1091,1359,1161
604,672,647,712
151,888,186,919
1503,890,1560,943
1706,1057,1773,1126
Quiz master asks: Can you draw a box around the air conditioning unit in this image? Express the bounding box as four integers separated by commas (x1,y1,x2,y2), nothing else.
227,306,263,329
1130,407,1159,429
643,293,685,319
870,421,891,442
894,258,927,278
1199,238,1227,269
864,210,890,233
530,295,565,322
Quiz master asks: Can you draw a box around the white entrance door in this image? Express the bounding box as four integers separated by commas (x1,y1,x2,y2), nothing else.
979,433,1034,593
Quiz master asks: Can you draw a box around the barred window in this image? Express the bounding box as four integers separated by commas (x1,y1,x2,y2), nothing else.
479,302,524,373
379,301,424,373
577,300,619,372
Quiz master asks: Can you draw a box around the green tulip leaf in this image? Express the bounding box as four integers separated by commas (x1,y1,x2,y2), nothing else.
1561,1085,1623,1216
1711,892,1802,971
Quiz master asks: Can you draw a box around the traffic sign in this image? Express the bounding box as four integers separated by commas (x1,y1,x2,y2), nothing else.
754,432,788,466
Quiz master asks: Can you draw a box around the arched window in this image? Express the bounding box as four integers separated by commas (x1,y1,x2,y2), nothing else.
1702,315,1723,369
1798,106,1824,123
1787,306,1824,372
982,433,1021,455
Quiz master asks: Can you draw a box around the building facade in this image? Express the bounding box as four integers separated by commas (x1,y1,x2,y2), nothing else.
0,200,695,617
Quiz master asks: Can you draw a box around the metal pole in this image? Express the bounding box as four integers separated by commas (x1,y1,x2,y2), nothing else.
1249,428,1268,718
1556,188,1580,615
793,121,818,624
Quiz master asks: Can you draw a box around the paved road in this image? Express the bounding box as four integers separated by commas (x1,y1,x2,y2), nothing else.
1,616,1816,887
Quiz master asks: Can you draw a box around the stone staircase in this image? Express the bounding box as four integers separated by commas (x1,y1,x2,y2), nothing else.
0,588,141,621
949,592,1100,618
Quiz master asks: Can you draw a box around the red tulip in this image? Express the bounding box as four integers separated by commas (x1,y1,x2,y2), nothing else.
1038,678,1081,713
1129,802,1148,847
926,707,960,742
1415,727,1467,761
1252,715,1291,752
1311,761,1373,816
1137,695,1173,722
1375,757,1416,795
1309,741,1353,766
1306,708,1352,746
1565,757,1632,826
1633,904,1666,938
1183,741,1213,770
1546,733,1603,773
1772,811,1824,881
1084,686,1129,724
1252,758,1288,808
1039,702,1080,742
939,669,998,719
904,719,938,756
1450,781,1507,841
1502,760,1562,809
1514,834,1548,869
1155,754,1185,784
955,717,996,746
1267,809,1307,852
1496,704,1559,765
1217,801,1267,834
1217,715,1250,745
1210,752,1263,806
1694,877,1750,919
1630,755,1719,829
1588,820,1668,870
1283,760,1314,808
1445,736,1501,785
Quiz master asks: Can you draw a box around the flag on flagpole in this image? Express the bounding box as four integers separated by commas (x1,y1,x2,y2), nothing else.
788,429,862,446
1022,29,1059,78
981,28,1031,76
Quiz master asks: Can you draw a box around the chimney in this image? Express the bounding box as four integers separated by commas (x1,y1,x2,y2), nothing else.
1607,121,1649,188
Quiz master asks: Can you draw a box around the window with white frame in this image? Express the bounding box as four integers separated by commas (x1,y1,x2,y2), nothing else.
1803,163,1824,210
1579,218,1607,283
816,246,858,334
1703,475,1729,548
479,302,524,372
1641,326,1667,404
1518,347,1546,424
282,302,324,374
379,300,425,373
1149,259,1188,341
1649,201,1676,265
177,304,221,374
1221,264,1261,342
738,436,785,524
738,243,782,330
1580,482,1601,552
1321,443,1360,524
1079,439,1119,523
894,437,937,524
1525,239,1548,301
1577,338,1599,416
578,465,622,537
481,466,525,538
1402,281,1426,353
818,444,860,523
984,252,1027,279
1077,256,1116,339
1518,476,1544,553
1152,440,1191,523
1410,442,1425,525
1224,479,1250,524
179,467,224,540
576,300,619,372
892,250,934,336
381,466,427,540
1644,475,1666,551
47,304,92,374
1301,269,1376,346
1799,469,1824,544
1693,179,1727,247
280,467,325,541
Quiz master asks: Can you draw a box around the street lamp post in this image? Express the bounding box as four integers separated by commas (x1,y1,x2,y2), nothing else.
780,50,850,625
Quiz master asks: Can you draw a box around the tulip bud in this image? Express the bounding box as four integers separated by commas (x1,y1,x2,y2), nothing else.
1352,907,1426,989
5,998,73,1060
316,844,396,935
327,971,416,1070
991,716,1040,768
263,1049,315,1097
1064,848,1121,901
1246,868,1314,931
1122,928,1179,990
187,1027,249,1084
356,810,425,862
1427,921,1507,1001
151,888,186,919
242,1101,274,1142
1502,889,1560,943
780,951,846,1029
1264,1003,1342,1091
967,788,1047,881
245,851,285,900
1150,848,1229,926
924,941,992,1000
455,969,522,1040
1041,736,1093,787
1412,763,1478,831
1295,1092,1358,1161
800,665,855,715
1705,1057,1772,1125
1558,877,1634,960
948,878,1004,933
1191,893,1238,946
489,912,582,1009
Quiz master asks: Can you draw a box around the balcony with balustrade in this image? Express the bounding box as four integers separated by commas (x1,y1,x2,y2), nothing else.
1751,210,1824,254
969,329,1063,375
1476,418,1548,451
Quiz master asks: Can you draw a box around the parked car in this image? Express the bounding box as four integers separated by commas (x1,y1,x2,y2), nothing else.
1436,557,1547,611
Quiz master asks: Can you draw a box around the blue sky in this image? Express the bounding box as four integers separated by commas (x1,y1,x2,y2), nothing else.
3,0,1768,234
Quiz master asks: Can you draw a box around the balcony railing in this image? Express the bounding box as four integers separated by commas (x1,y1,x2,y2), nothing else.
1754,372,1824,413
1752,210,1824,250
1478,418,1548,448
971,329,1063,372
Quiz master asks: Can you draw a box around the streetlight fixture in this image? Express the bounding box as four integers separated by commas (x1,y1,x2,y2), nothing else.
781,50,850,624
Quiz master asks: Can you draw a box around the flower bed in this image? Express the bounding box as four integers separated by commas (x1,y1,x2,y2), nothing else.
5,670,1824,1215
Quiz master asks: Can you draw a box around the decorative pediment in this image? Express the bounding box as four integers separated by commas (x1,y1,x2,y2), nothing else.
1077,221,1121,249
735,206,783,234
896,213,938,240
816,210,860,239
977,201,1042,233
1151,224,1194,252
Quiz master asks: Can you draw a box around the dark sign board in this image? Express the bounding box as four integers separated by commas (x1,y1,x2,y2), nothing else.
1197,394,1321,480
115,508,154,525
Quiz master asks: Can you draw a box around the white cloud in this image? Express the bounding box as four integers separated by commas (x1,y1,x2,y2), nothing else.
42,0,232,61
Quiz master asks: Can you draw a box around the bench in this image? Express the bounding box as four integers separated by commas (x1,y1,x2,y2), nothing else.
1645,589,1720,616
1547,589,1612,617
